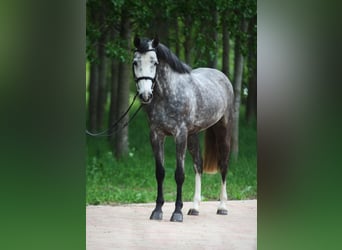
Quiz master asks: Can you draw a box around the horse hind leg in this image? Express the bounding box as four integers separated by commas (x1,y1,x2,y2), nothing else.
213,120,231,215
187,134,203,216
217,176,228,215
217,141,230,215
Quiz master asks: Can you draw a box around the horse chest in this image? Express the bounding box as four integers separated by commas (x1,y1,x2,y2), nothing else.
146,101,190,133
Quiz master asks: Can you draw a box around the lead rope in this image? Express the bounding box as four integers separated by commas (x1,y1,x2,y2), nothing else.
85,92,142,137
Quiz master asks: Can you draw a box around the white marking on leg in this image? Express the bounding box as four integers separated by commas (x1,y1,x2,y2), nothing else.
193,173,201,210
218,181,228,210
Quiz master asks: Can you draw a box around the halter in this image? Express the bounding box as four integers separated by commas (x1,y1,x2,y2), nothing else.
132,48,158,91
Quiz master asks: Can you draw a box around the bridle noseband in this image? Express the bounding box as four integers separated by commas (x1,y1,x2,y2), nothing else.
133,48,158,91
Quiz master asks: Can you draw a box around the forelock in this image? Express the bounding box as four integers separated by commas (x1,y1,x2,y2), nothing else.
135,38,152,53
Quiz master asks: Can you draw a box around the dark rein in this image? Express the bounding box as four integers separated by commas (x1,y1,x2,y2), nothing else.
85,93,142,137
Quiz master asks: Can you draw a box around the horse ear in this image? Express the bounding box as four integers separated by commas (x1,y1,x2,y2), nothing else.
134,35,140,48
152,36,159,48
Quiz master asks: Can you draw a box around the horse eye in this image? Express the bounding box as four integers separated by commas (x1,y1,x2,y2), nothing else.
133,61,137,66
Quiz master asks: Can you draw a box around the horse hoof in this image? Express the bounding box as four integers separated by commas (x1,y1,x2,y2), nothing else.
150,210,163,220
187,208,199,216
217,209,228,215
170,212,183,222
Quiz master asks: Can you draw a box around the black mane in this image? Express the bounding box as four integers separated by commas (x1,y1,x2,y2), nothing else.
135,38,191,74
156,44,191,74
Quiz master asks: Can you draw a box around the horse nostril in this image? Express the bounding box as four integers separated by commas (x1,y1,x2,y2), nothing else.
139,93,153,103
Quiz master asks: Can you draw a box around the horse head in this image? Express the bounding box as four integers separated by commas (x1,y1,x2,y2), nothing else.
132,36,159,104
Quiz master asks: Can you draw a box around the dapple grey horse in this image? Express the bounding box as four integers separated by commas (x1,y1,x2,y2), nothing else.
132,36,234,222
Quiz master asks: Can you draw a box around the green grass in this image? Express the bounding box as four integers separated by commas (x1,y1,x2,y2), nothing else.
86,100,256,205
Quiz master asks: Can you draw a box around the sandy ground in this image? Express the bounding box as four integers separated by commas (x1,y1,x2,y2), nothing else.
87,200,257,250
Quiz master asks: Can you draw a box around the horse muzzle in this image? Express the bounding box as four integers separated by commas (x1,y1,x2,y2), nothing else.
139,92,153,104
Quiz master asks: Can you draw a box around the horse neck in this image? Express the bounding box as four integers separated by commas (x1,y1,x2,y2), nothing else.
154,62,188,99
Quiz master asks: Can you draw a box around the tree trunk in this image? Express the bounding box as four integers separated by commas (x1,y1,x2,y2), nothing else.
108,30,119,146
109,59,119,150
208,6,218,68
115,9,131,158
246,16,257,123
88,59,99,132
232,19,248,160
222,10,230,77
155,15,169,46
174,17,180,57
96,29,108,130
246,65,257,123
183,16,192,65
150,1,169,45
87,7,100,133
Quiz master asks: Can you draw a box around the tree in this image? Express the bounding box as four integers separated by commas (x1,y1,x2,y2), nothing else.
191,0,219,68
86,0,111,133
178,0,195,65
221,8,231,77
86,1,101,133
108,30,119,150
96,18,108,130
114,7,131,158
232,18,248,160
246,15,257,123
207,3,218,68
88,53,99,132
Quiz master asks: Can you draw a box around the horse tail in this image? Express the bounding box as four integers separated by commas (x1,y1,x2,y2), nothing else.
203,126,219,173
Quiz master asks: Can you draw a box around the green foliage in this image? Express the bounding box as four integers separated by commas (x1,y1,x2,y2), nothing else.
86,0,257,73
86,19,101,62
86,103,256,204
110,0,124,8
105,39,129,62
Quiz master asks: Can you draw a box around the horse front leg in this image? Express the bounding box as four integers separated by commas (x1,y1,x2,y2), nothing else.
150,131,165,220
170,131,187,222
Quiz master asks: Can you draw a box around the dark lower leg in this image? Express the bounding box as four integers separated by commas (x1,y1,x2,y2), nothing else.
150,162,165,220
170,166,184,222
150,132,165,220
156,160,165,204
170,133,187,222
175,166,184,212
